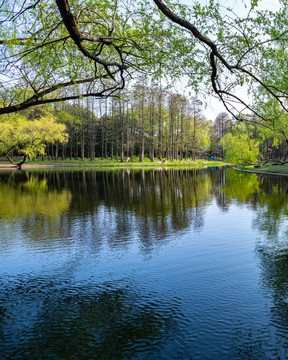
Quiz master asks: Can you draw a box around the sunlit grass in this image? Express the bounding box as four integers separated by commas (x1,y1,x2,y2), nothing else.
27,157,228,168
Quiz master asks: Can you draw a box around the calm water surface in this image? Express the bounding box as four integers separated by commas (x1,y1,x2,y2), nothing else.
1,167,288,359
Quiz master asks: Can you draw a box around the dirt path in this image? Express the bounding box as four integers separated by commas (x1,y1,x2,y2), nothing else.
0,163,17,169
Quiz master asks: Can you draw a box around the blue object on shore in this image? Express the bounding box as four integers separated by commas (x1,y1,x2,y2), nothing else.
210,156,215,160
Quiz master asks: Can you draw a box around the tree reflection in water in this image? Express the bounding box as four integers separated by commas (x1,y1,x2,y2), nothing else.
0,168,214,251
222,170,288,359
0,168,215,359
2,168,288,359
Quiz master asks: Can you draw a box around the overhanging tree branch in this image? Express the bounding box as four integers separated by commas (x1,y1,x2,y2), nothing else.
0,73,121,115
152,0,288,123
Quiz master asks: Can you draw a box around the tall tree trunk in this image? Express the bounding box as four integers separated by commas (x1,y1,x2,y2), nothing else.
100,99,104,159
55,141,58,160
90,98,95,160
193,104,196,160
126,101,130,157
150,93,155,162
180,107,184,160
81,127,85,161
81,99,85,161
115,101,119,161
131,103,135,162
158,80,163,160
111,99,114,160
69,126,73,160
140,96,145,162
104,97,108,158
120,99,124,162
76,133,79,159
169,99,174,162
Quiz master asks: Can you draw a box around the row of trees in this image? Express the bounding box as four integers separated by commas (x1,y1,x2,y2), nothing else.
2,75,240,166
55,82,213,162
3,83,288,167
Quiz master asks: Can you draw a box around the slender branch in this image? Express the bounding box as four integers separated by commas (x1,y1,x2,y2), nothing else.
0,72,121,115
0,84,122,115
10,0,41,21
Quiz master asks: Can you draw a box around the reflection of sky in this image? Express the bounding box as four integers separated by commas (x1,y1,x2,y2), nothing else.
1,197,277,358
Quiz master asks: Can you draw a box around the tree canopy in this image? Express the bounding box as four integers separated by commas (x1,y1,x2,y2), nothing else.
0,108,68,168
220,123,260,165
1,0,288,123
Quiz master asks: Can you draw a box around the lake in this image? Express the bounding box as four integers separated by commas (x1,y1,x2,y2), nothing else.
1,167,288,359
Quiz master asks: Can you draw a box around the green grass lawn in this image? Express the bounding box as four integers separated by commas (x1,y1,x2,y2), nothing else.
27,157,227,169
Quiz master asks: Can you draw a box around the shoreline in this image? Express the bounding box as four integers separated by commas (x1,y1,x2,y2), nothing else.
0,160,226,170
233,167,288,177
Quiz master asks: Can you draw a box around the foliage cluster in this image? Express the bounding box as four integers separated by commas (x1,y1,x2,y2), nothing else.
0,108,68,168
221,132,260,165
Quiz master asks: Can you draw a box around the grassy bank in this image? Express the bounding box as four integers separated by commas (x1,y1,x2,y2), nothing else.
235,164,288,175
3,157,228,169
